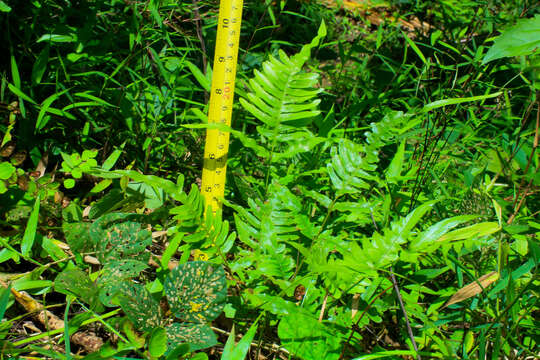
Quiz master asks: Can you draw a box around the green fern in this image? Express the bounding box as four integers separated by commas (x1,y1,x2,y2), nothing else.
237,22,327,163
231,182,302,282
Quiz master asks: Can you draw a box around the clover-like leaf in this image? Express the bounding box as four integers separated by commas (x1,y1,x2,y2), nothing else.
165,322,217,353
164,261,226,323
118,283,163,332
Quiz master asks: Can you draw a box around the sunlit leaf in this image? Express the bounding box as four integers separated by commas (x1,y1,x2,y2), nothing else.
164,261,226,323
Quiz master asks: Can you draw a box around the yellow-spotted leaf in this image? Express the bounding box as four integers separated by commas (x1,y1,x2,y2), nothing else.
164,261,226,323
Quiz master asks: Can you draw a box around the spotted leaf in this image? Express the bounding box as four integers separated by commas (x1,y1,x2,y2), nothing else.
89,213,151,264
97,259,148,306
165,322,217,353
164,261,226,323
54,268,101,311
118,283,163,332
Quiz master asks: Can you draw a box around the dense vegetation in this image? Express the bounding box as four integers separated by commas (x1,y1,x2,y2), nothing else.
0,0,538,359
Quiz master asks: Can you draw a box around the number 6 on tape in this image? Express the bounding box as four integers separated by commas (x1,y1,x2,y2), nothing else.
201,0,244,214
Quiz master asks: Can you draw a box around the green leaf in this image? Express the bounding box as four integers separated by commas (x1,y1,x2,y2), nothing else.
278,314,341,360
54,268,101,311
36,89,70,131
352,350,417,360
438,222,501,242
90,214,152,263
422,92,502,112
101,149,122,171
62,221,92,253
385,140,406,183
88,188,125,219
0,283,11,320
37,34,77,43
0,1,11,12
483,14,540,64
63,178,75,189
186,61,211,92
119,283,163,332
402,32,427,64
409,215,478,251
165,322,217,352
148,327,167,357
221,321,259,360
165,343,190,360
21,195,40,257
164,261,227,323
31,45,50,85
0,162,15,180
8,83,37,104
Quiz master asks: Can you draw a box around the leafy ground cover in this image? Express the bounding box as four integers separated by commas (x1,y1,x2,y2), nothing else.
0,0,538,359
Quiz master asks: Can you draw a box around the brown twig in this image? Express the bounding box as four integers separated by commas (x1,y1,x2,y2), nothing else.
0,280,103,354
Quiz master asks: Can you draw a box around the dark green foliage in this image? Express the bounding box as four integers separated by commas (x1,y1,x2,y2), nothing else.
1,1,538,359
54,268,101,311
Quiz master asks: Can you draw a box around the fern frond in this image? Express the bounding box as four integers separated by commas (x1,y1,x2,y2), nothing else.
232,182,302,279
238,22,327,162
327,139,379,195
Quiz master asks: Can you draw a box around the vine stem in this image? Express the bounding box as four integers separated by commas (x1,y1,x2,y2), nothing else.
389,266,421,360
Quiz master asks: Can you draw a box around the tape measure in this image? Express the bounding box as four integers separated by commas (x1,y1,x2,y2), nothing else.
201,0,244,213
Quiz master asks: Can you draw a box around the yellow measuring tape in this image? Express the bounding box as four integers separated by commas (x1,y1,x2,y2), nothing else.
201,0,244,213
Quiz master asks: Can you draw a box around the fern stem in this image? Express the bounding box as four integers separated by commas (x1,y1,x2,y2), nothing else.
289,196,339,282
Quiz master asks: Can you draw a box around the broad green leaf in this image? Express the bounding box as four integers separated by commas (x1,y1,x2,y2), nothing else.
21,195,40,257
88,188,125,219
278,314,341,360
165,344,190,360
90,214,152,263
54,268,101,310
483,14,540,64
410,215,478,251
118,283,163,332
148,327,167,357
62,221,92,253
0,162,15,180
165,322,217,353
164,261,227,323
63,178,76,189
